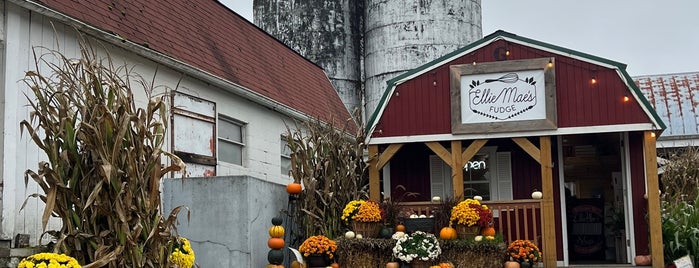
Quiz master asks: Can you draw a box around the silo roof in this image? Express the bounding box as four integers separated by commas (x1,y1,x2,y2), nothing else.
634,72,699,139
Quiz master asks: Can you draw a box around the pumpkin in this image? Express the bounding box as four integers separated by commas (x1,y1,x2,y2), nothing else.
395,224,406,232
266,265,283,268
386,262,400,268
291,261,303,268
286,183,303,195
379,227,394,238
268,249,284,264
481,226,496,236
504,260,520,268
271,217,283,226
439,227,457,240
634,255,651,266
330,263,340,268
531,190,543,199
344,231,356,239
269,225,285,238
267,237,285,249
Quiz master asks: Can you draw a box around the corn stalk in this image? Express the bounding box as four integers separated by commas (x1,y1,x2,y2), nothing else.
20,38,186,267
284,110,367,241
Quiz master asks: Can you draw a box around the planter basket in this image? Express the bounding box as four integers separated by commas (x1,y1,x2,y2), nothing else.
455,224,480,239
351,221,381,238
403,218,435,233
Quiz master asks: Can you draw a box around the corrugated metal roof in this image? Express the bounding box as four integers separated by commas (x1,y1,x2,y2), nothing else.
634,72,699,138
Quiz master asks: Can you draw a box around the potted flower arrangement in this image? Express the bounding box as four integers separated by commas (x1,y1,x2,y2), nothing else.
450,198,492,239
299,235,337,267
18,253,81,268
342,200,383,237
506,239,542,267
169,236,196,268
392,231,442,268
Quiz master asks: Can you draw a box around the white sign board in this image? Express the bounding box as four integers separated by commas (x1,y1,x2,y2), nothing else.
461,70,546,123
674,255,694,268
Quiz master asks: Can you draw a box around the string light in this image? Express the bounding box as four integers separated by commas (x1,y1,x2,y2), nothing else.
505,49,510,56
623,95,630,102
591,76,597,85
472,61,477,66
547,59,553,68
651,132,656,138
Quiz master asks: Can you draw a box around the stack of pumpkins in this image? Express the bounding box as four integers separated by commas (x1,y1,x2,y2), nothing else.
266,217,286,268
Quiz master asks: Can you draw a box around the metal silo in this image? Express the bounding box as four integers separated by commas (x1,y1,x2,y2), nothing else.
254,0,364,114
364,0,482,117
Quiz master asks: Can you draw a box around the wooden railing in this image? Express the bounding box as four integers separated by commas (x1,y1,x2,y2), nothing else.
483,199,543,246
398,199,543,246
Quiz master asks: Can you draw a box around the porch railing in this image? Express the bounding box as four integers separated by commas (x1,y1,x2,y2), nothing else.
399,199,543,246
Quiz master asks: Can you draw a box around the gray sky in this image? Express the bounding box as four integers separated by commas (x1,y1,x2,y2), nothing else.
221,0,698,76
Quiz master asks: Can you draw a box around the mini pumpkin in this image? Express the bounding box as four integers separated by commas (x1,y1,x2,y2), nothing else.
267,237,285,249
271,217,283,226
286,183,303,195
481,226,496,237
439,226,457,240
269,225,285,238
395,224,406,232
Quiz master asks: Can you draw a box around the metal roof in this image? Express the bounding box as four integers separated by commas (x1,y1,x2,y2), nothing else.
634,72,699,143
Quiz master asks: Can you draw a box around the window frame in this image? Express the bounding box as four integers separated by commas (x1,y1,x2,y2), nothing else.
217,115,246,166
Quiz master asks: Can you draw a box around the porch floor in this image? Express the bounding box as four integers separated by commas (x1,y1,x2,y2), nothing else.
562,265,632,268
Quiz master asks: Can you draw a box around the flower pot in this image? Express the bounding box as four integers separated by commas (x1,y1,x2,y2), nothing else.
410,260,431,268
504,261,520,268
455,224,480,239
305,254,331,268
520,262,532,268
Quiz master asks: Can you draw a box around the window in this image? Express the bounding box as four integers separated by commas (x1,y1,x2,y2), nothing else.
218,116,244,165
281,137,292,175
430,147,512,201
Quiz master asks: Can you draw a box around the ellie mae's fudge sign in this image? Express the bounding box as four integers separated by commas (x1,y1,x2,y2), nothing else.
450,58,557,134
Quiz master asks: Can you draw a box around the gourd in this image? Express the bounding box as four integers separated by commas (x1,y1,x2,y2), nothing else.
269,225,285,238
267,237,285,249
439,226,457,240
344,231,356,239
268,249,284,264
286,183,303,195
481,226,496,236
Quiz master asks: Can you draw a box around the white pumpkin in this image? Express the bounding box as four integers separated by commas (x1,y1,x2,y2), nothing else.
409,214,419,219
473,195,483,201
474,235,483,241
532,190,543,199
344,231,356,239
356,234,363,239
432,196,441,202
419,214,427,218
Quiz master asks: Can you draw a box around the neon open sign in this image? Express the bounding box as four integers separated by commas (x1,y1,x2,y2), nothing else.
464,160,486,171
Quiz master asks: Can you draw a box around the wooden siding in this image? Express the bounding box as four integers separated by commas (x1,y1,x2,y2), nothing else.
373,40,652,138
629,131,650,255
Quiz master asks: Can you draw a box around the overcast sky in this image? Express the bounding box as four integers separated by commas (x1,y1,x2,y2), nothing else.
221,0,698,76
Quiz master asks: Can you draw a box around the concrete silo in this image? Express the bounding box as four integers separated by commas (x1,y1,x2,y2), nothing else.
254,0,364,114
364,0,482,117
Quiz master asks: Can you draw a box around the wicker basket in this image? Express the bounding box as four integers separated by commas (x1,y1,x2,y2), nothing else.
455,224,481,239
403,218,435,233
351,221,381,238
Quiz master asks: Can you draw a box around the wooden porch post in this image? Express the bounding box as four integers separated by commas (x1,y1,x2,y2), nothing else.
643,131,664,268
451,140,464,199
369,145,380,202
539,136,557,268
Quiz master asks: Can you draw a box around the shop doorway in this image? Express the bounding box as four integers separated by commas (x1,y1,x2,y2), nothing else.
561,133,630,265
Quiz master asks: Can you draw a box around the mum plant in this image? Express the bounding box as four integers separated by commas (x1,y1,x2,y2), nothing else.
450,199,491,227
18,253,81,268
342,200,382,223
168,237,195,268
20,38,186,267
392,231,442,263
299,235,338,259
506,239,541,264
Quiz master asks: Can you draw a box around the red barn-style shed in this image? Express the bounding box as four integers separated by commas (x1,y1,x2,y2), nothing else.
365,31,665,267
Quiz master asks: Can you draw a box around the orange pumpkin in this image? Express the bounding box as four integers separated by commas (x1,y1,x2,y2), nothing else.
439,227,457,240
395,224,406,232
269,225,285,238
330,263,340,268
504,261,520,268
267,237,285,249
481,226,496,237
286,183,303,195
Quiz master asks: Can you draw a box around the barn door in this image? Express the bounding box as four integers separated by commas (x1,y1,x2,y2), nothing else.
172,92,216,177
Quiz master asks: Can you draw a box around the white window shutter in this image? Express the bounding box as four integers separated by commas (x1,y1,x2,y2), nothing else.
496,152,513,200
430,155,444,198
